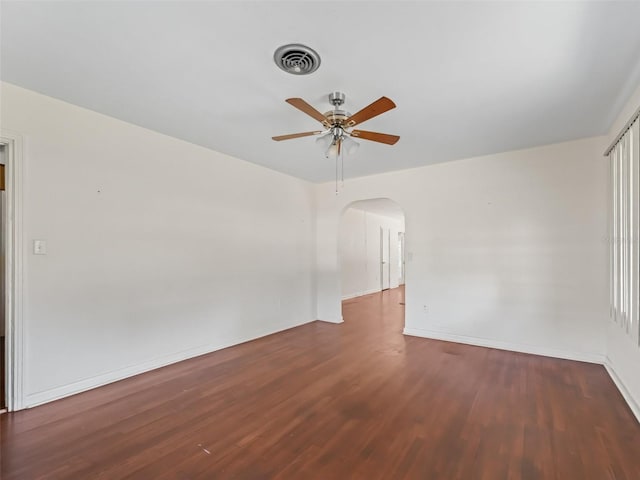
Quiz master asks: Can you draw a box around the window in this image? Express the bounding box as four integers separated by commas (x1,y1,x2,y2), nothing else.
609,115,640,344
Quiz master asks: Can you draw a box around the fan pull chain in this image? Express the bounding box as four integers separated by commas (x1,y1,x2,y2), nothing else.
341,147,344,188
335,144,338,195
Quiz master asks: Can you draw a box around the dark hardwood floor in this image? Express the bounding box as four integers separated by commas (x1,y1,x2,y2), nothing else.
1,287,639,479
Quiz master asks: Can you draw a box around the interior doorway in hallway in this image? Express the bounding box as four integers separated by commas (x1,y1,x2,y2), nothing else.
339,198,406,327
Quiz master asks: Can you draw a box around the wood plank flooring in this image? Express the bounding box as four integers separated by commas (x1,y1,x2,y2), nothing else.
1,287,639,479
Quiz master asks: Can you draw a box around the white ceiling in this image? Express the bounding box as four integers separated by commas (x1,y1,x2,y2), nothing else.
2,1,640,182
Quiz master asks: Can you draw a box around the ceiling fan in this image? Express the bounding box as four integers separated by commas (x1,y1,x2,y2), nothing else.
272,92,400,158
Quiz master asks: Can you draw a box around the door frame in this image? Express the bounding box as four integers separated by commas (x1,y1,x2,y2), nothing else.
398,231,405,286
0,131,25,412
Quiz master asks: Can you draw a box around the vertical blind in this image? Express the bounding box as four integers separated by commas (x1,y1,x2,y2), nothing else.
609,115,640,344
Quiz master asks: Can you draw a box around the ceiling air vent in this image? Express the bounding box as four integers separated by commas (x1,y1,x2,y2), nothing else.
274,44,321,75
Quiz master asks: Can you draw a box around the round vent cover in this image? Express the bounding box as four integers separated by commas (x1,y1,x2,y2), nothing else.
274,44,321,75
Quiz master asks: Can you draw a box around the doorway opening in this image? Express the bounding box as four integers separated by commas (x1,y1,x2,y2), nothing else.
0,132,24,413
339,198,406,328
0,145,6,412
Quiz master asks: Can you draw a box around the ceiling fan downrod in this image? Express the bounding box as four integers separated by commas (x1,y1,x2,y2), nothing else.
329,91,345,107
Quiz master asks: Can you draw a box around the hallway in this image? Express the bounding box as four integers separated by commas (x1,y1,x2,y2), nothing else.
1,287,639,479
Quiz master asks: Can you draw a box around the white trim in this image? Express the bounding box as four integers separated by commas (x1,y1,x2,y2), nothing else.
318,317,343,324
24,317,315,408
0,131,25,412
341,288,381,300
403,327,604,364
604,359,640,424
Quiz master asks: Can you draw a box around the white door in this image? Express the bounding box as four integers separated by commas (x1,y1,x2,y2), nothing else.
398,232,405,285
381,228,390,290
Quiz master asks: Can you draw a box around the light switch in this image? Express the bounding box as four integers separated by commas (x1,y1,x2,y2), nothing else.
33,240,47,255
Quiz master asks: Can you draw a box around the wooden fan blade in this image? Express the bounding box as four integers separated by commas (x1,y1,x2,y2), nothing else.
272,131,322,141
285,98,330,126
344,97,396,127
350,130,400,145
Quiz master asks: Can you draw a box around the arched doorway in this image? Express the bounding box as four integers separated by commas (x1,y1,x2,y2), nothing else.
338,198,406,329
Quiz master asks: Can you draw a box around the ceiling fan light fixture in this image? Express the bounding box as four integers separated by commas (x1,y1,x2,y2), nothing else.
325,142,340,160
315,132,333,153
342,135,360,156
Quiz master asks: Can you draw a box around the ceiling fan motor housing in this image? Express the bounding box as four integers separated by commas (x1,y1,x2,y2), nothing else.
324,109,351,126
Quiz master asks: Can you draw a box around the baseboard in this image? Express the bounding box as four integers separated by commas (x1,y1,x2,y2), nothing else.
23,317,315,409
341,293,360,300
318,317,344,324
403,327,604,364
341,288,381,300
604,359,640,424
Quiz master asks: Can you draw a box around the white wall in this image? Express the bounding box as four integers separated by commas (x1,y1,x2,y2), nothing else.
0,83,316,407
2,79,630,412
340,207,404,299
316,137,608,362
603,82,640,420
